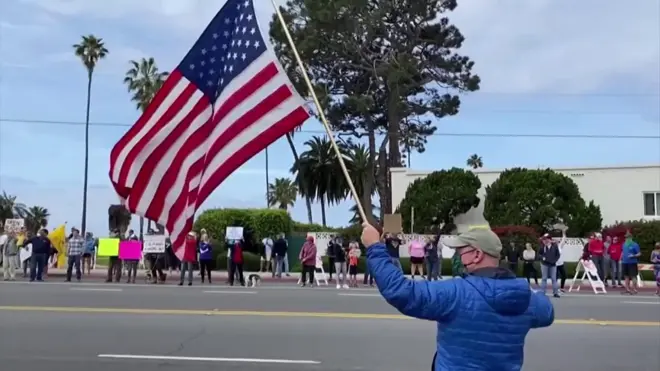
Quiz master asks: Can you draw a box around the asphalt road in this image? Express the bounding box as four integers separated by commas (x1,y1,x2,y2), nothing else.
0,281,659,371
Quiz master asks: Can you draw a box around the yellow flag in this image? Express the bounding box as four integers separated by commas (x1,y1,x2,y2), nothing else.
48,225,67,268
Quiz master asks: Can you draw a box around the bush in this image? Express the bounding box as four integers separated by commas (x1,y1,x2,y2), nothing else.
602,220,660,261
292,222,339,233
216,251,262,271
195,208,293,253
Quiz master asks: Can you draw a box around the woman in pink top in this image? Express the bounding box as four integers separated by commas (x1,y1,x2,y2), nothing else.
408,239,425,280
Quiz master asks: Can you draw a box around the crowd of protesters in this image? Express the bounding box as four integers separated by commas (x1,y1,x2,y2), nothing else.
2,226,659,296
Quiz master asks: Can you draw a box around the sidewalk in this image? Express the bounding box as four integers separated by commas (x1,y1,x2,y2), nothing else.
24,268,660,291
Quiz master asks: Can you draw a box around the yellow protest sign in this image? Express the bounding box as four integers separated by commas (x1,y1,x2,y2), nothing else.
97,238,120,257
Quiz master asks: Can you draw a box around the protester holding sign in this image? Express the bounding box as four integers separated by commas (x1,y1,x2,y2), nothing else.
178,232,197,286
364,223,554,371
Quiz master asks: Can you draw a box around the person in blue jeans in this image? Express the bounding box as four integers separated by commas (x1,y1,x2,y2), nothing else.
22,229,52,282
650,242,660,296
538,234,560,297
621,232,641,294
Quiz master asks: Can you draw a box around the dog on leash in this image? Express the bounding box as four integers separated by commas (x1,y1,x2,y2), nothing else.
246,274,261,287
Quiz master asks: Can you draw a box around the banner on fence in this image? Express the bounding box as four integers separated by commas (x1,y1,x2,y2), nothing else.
143,235,166,254
3,218,24,233
226,226,243,241
97,238,120,257
119,241,142,260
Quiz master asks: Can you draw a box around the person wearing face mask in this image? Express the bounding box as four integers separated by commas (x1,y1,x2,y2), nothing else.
538,234,561,298
364,223,553,371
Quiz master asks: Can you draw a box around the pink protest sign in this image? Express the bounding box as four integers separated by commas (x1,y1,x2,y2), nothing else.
119,241,142,260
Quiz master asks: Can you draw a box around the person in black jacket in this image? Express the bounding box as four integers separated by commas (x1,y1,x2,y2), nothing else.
272,233,288,278
538,234,560,297
504,241,521,275
22,228,52,282
384,233,403,271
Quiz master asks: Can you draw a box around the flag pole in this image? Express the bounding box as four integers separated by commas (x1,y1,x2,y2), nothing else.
270,0,367,223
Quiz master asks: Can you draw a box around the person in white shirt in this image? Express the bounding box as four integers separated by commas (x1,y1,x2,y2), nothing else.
0,231,8,270
522,243,539,286
555,230,567,292
261,237,273,272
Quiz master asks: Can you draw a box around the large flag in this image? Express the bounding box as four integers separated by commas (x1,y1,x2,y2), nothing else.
109,0,310,257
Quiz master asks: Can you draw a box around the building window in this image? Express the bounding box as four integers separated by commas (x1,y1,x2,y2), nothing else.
643,192,660,216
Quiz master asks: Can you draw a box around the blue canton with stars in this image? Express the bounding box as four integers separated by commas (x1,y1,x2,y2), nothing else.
178,0,267,103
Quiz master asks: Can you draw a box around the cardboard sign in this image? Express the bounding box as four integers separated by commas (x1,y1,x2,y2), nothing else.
119,241,142,260
383,214,402,234
20,244,32,262
225,226,243,241
97,238,120,257
3,218,24,233
143,235,166,253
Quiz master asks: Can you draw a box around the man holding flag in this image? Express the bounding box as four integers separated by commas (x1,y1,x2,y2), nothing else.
109,0,309,255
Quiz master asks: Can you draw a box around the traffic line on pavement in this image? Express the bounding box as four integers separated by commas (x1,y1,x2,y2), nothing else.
338,293,381,297
70,288,123,292
97,354,320,364
203,290,257,294
0,305,658,326
621,301,660,305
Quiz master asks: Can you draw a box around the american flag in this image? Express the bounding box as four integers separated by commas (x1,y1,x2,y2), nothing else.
109,0,310,257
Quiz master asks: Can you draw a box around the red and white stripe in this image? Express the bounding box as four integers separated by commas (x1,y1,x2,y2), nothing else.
110,52,309,257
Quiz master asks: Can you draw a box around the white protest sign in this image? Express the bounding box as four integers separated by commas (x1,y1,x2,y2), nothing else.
4,218,24,233
143,235,166,253
20,244,32,262
225,226,243,241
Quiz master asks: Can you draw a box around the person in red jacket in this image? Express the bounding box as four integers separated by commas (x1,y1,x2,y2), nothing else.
178,232,198,286
229,241,245,286
588,233,605,281
608,236,623,287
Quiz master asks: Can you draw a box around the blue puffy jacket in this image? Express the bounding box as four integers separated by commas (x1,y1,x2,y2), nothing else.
367,243,554,371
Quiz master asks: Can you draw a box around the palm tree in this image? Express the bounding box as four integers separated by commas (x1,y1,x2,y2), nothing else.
267,178,298,210
0,192,27,223
291,136,348,226
348,203,379,225
73,35,108,235
24,206,50,234
346,144,377,222
467,154,484,169
285,133,314,223
123,57,169,238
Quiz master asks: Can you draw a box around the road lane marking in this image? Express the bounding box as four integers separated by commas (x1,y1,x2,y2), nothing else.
338,293,381,297
622,301,660,305
70,288,123,292
203,290,257,294
0,306,658,326
98,354,320,364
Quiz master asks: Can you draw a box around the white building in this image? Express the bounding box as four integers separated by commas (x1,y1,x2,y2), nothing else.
391,165,660,226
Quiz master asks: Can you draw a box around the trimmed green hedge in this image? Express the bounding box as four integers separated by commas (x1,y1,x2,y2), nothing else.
212,256,655,280
195,208,293,249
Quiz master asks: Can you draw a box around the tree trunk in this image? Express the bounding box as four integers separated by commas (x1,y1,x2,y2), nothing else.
286,133,313,224
81,70,93,235
320,196,326,227
362,120,377,224
265,147,270,207
375,137,390,221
